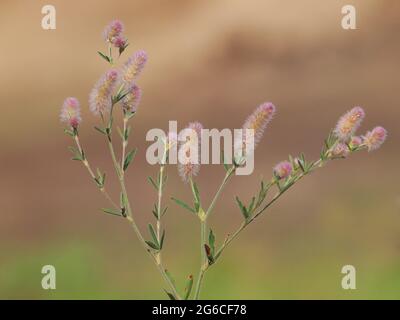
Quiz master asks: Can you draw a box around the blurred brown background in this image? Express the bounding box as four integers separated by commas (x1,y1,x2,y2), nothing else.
0,0,399,299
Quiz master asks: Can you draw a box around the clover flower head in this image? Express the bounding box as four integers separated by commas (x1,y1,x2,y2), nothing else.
178,122,203,183
273,161,293,180
363,126,387,151
89,69,120,116
122,84,141,113
113,35,127,49
60,97,81,129
103,20,124,43
350,136,362,148
242,102,276,148
334,106,365,141
332,142,350,158
122,50,148,83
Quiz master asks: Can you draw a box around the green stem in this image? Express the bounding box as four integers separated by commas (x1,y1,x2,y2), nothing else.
105,114,181,299
214,159,324,263
194,220,207,299
74,133,118,209
193,166,235,299
121,116,128,173
206,166,235,219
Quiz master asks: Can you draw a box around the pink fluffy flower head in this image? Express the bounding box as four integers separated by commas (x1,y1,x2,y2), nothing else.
363,126,387,151
103,20,124,43
122,84,142,113
60,97,81,129
178,122,203,183
242,102,276,148
331,143,350,158
350,136,362,148
122,50,148,83
89,69,119,116
113,35,127,49
334,106,365,141
273,161,292,180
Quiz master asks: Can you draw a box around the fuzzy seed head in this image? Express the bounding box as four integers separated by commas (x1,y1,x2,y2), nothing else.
103,20,124,43
363,126,387,151
122,50,147,83
334,106,365,141
242,102,276,147
331,143,350,158
273,161,292,180
60,97,81,128
178,122,203,183
89,69,119,116
122,84,142,113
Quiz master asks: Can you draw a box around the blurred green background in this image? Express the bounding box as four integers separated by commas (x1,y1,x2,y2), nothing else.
0,0,399,299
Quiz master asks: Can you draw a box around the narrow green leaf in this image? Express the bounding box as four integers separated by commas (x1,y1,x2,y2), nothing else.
68,146,84,161
120,192,128,213
94,126,107,135
148,224,159,247
171,197,196,214
101,208,122,217
160,230,165,250
148,176,158,191
124,126,131,141
184,275,194,300
248,196,256,214
145,240,159,250
209,229,215,256
164,290,176,300
190,181,201,204
123,148,137,171
97,51,111,63
161,206,168,217
235,196,249,219
64,129,74,137
119,42,129,56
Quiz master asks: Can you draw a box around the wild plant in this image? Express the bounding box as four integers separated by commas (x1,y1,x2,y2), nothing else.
60,20,387,299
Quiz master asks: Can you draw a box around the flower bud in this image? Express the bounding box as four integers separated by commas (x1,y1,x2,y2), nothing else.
273,161,292,180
